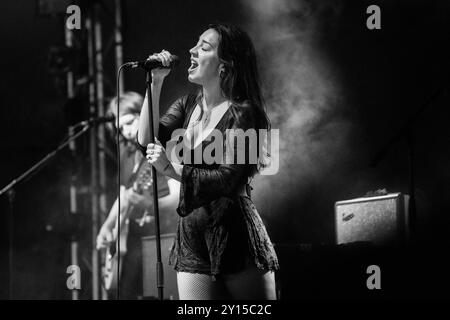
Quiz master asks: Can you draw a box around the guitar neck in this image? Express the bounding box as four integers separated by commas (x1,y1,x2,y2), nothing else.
114,170,150,235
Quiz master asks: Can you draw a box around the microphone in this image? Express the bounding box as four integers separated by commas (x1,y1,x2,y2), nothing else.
78,115,115,126
125,55,180,70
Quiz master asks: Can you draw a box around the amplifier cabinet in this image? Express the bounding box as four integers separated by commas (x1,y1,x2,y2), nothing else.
335,193,409,246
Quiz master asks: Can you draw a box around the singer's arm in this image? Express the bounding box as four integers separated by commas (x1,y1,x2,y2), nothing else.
137,78,163,147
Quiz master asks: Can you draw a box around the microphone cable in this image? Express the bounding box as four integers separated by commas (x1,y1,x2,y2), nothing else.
115,63,129,301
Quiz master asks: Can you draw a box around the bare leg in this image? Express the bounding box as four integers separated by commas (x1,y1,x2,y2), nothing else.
222,264,277,300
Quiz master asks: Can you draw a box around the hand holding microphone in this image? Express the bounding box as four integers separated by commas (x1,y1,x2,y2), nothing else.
127,49,179,69
150,49,177,68
149,50,175,81
126,49,178,83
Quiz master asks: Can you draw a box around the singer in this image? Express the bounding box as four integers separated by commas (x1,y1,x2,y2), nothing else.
137,24,279,300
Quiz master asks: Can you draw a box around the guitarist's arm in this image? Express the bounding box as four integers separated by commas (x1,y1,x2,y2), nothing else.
97,185,130,250
97,200,118,250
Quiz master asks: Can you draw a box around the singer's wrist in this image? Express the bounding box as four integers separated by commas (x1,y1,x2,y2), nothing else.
151,78,164,86
151,73,167,84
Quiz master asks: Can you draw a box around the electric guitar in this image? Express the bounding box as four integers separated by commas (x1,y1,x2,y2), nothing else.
102,164,153,292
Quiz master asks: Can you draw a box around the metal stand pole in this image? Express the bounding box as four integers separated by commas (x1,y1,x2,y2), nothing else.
68,126,79,300
93,3,108,301
86,14,100,301
145,71,164,300
7,189,15,299
111,0,124,301
0,123,97,301
65,13,80,301
114,0,124,96
407,132,417,244
370,83,448,246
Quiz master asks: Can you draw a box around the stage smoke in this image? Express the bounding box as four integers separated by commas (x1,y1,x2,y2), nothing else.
241,0,352,234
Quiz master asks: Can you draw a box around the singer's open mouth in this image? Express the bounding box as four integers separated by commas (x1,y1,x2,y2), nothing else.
189,59,199,72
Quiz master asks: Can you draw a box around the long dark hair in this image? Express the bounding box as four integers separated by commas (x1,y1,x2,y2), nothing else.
199,24,270,132
205,24,271,174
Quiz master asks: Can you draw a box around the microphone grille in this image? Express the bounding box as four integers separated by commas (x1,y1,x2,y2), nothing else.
170,55,180,66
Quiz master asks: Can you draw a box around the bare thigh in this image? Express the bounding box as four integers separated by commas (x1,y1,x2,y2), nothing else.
222,264,277,300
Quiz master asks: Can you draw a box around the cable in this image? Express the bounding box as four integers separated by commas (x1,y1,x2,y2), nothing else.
115,63,129,300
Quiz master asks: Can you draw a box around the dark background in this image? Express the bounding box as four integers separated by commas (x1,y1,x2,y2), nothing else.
0,0,449,299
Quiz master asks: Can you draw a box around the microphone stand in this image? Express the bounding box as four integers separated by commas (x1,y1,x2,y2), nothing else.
370,83,448,245
144,69,164,300
0,120,99,299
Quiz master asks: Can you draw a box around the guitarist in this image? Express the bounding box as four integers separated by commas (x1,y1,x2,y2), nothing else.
96,91,179,299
